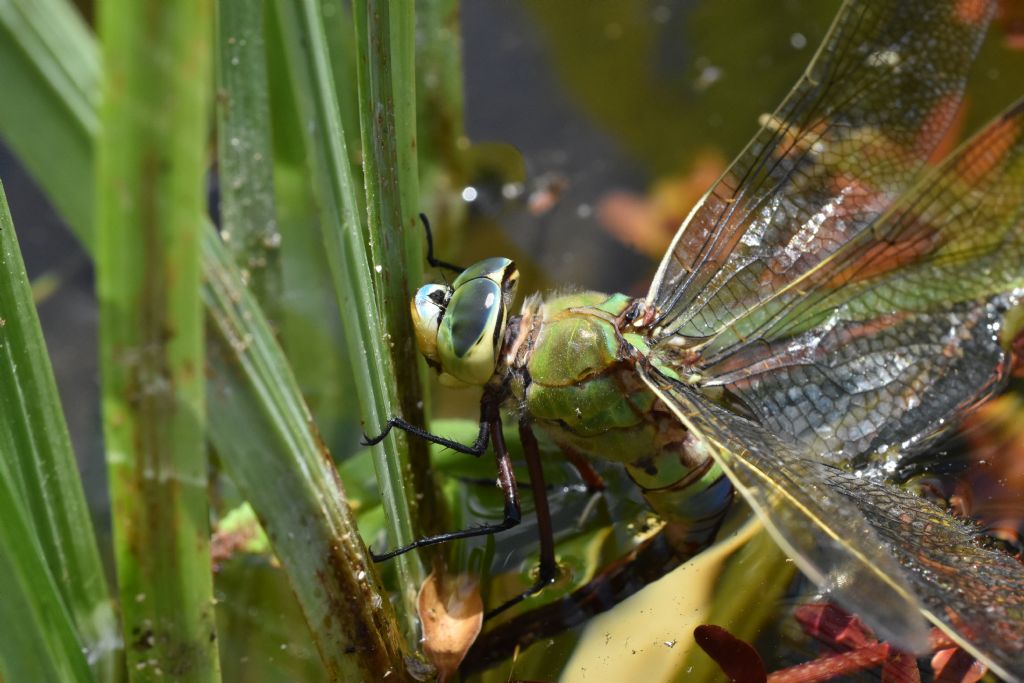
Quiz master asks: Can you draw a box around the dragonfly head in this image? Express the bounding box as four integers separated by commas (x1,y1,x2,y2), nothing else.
411,257,520,388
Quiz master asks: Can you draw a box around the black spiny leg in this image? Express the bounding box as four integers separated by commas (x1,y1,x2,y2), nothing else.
362,389,493,457
368,398,524,561
485,418,559,619
361,415,490,457
419,213,465,274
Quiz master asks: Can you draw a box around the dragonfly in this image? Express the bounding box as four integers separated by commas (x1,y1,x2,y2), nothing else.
366,0,1024,678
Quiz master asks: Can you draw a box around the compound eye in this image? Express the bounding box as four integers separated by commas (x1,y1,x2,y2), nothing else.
411,284,450,365
452,257,517,290
437,278,505,386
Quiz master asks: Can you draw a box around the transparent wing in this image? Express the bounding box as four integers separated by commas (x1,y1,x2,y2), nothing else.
638,366,1024,681
819,466,1024,680
685,100,1024,460
646,0,994,341
699,300,1012,464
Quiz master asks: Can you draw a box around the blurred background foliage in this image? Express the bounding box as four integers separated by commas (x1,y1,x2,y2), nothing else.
0,0,1023,681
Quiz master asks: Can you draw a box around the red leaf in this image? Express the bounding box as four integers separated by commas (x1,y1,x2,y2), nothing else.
932,648,987,683
793,603,874,650
694,624,767,683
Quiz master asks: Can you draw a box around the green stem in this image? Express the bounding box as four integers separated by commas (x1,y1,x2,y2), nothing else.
271,0,425,643
96,0,220,679
353,0,449,553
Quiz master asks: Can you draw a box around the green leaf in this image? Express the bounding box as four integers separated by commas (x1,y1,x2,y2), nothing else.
266,8,360,458
0,181,99,683
0,0,97,246
0,463,96,682
204,226,411,680
215,0,282,312
270,0,425,641
351,0,451,556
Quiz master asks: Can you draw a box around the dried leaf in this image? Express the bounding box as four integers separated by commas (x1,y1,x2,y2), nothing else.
596,151,726,258
417,569,483,680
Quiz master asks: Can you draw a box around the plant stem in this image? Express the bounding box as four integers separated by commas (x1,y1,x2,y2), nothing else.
352,0,449,553
96,0,220,679
271,0,425,644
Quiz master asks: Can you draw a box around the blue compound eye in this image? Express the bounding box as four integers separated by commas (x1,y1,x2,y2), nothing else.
412,257,519,387
410,284,450,366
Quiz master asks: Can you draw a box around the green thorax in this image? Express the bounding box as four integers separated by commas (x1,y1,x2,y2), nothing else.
505,290,710,495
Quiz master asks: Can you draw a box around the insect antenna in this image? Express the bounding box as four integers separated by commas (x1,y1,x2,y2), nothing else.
419,212,466,274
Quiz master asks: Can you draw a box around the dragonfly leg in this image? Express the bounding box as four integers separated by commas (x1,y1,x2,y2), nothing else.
369,409,522,561
362,390,495,456
361,415,490,456
485,418,559,619
419,213,465,274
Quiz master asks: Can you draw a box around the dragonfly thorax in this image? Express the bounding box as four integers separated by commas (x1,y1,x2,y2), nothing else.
411,257,520,388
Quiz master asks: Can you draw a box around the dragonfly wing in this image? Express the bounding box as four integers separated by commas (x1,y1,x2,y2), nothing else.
818,465,1024,681
693,100,1024,460
705,97,1024,357
646,0,994,341
698,299,1012,464
637,365,931,650
637,366,1024,680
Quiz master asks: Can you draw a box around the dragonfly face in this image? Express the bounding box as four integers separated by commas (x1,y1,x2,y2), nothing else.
411,257,519,387
408,0,1024,678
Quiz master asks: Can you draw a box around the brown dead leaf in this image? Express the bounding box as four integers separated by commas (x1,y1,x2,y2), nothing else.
596,150,727,260
999,0,1024,50
418,569,483,681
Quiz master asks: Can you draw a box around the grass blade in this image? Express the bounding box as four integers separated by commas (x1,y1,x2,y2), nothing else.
0,179,119,677
265,7,361,455
215,0,282,312
0,468,95,682
0,0,97,246
203,226,412,680
95,0,220,679
214,25,400,672
351,0,450,545
0,181,98,682
271,0,425,640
